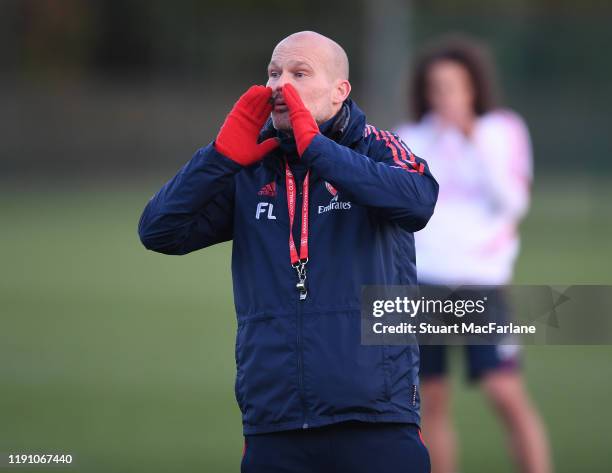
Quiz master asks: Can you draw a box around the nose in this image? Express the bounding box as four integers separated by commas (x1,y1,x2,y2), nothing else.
270,73,292,94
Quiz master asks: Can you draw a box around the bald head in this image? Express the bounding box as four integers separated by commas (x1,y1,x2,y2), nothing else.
274,31,349,81
267,31,352,130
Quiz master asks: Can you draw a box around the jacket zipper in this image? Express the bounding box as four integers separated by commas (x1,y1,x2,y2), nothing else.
291,162,308,428
296,298,309,428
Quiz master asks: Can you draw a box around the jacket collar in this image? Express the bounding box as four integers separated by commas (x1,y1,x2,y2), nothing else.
261,98,366,176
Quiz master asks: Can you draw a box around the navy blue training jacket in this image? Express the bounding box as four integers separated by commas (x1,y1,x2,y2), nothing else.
138,99,439,434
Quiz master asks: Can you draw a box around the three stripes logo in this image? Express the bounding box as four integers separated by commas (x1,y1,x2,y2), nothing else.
364,124,425,174
257,181,277,197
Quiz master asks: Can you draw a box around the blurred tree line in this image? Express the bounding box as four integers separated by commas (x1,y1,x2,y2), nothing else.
0,0,610,180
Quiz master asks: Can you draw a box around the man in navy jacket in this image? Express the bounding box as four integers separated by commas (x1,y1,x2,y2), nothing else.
139,31,438,473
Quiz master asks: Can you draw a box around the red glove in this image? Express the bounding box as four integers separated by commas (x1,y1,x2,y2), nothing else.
282,84,320,156
214,85,279,166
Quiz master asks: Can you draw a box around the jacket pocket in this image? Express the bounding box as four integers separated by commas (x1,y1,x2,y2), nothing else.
234,325,247,413
384,344,420,411
301,311,390,417
234,314,302,427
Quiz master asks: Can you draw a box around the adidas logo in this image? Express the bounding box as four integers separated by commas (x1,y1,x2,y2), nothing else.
257,181,276,197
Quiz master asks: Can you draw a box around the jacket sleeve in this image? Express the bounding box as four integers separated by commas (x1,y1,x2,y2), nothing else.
138,143,242,255
302,131,439,231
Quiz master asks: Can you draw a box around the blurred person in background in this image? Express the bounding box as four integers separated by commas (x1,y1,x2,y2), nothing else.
395,36,551,473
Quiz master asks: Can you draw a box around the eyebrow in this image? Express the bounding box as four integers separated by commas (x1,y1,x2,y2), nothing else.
268,60,314,70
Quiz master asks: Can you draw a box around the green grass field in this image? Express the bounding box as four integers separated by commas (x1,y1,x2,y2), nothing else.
1,177,611,472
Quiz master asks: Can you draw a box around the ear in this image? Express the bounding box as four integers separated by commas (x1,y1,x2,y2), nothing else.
332,80,351,104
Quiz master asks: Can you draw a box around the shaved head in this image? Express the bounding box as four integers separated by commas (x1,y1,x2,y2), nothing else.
274,31,349,81
267,31,352,130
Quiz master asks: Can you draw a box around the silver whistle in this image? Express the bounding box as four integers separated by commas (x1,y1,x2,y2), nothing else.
293,260,308,300
296,280,307,300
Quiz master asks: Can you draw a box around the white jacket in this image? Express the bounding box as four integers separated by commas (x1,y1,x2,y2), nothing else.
395,110,532,285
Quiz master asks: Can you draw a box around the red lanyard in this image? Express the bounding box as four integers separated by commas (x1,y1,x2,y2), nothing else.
285,161,309,299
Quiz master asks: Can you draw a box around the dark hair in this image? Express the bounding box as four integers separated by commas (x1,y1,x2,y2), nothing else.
410,34,500,121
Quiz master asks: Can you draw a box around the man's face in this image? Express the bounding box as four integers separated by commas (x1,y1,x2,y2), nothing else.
266,40,338,131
